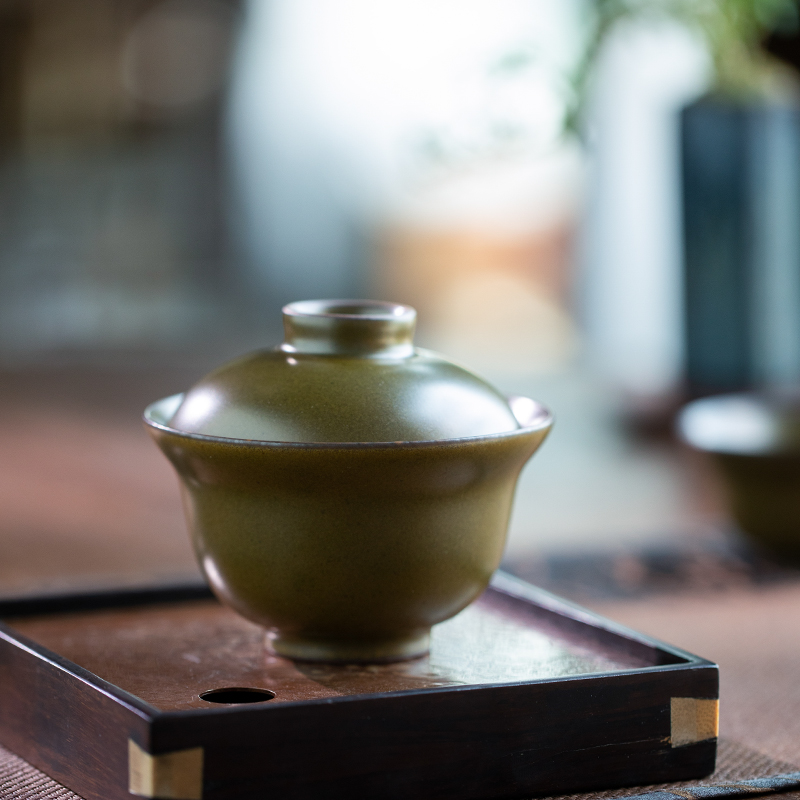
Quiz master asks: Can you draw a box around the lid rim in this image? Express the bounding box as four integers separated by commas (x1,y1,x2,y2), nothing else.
283,299,416,322
281,299,416,357
144,394,553,450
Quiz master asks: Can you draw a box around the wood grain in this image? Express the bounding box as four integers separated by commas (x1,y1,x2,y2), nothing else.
0,576,719,800
8,590,659,711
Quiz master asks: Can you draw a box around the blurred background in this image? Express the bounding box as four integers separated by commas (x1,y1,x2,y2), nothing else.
4,0,800,602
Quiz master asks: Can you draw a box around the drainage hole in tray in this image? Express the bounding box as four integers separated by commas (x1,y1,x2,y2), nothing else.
200,687,277,704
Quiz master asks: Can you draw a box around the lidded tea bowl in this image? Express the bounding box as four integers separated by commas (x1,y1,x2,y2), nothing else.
144,300,552,662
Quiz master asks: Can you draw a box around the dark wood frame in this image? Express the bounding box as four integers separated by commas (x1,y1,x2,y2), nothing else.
0,573,718,800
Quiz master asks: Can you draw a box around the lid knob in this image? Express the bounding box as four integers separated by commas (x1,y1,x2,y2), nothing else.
281,300,416,358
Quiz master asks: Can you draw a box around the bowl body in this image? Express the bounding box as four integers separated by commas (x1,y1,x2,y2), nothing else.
678,393,800,561
145,394,551,661
713,452,800,560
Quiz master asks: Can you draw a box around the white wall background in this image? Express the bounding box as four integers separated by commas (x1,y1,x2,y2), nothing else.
226,0,581,302
580,20,709,396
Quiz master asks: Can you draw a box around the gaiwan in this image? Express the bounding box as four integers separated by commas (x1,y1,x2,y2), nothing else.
144,300,552,662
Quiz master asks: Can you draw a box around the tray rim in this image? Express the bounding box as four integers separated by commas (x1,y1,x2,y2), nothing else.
0,571,717,725
490,572,712,666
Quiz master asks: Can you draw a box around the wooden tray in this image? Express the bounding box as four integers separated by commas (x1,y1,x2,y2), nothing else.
0,572,718,800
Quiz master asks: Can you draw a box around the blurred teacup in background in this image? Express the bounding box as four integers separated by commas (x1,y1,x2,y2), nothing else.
679,393,800,563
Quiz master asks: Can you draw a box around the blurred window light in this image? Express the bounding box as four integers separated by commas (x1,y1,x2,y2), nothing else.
231,0,581,172
228,0,584,355
0,0,241,358
122,0,238,111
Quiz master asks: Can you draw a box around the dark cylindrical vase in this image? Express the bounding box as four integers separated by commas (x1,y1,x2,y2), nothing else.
682,96,800,394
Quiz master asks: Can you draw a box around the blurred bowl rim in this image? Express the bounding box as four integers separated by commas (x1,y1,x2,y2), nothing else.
677,392,799,456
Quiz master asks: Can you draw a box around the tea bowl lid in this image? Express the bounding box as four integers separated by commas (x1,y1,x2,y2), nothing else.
166,299,523,444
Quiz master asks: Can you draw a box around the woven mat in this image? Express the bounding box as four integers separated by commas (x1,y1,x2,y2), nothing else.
0,745,80,800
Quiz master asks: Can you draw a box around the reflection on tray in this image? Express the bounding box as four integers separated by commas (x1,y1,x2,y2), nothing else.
7,585,667,711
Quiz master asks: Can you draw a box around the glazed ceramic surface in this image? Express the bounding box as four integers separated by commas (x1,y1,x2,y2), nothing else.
169,299,520,443
145,300,552,661
679,393,800,562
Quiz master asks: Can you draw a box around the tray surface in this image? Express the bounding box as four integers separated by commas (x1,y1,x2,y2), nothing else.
0,575,718,800
8,586,659,711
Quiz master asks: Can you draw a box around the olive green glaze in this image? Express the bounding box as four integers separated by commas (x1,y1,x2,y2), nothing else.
679,393,800,562
169,300,520,443
713,452,800,562
145,394,551,661
145,299,553,662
